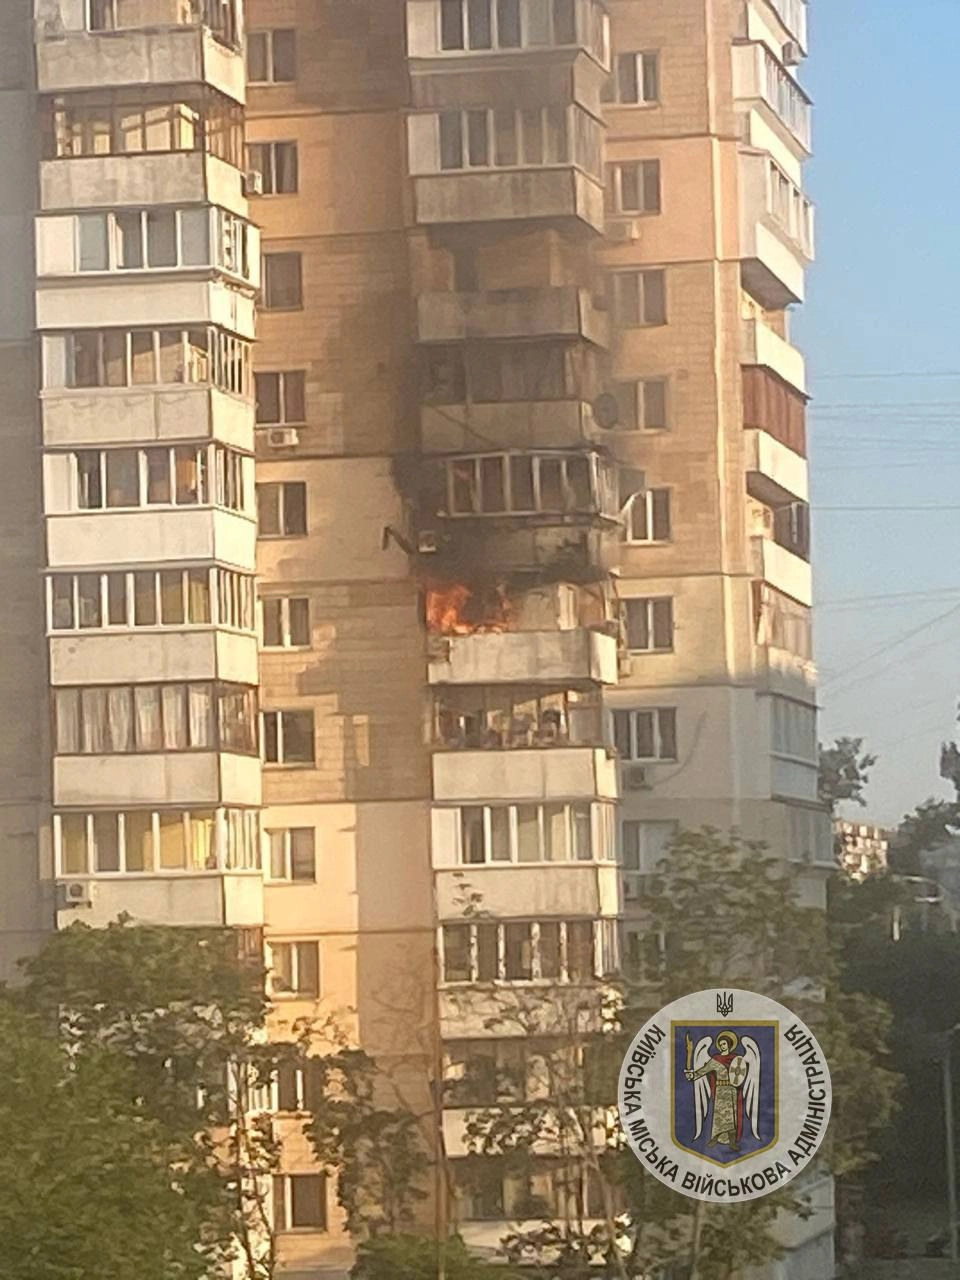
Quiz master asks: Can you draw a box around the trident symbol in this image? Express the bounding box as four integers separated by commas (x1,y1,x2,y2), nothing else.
717,991,734,1017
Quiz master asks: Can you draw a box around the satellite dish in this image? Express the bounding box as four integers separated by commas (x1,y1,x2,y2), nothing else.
592,392,620,430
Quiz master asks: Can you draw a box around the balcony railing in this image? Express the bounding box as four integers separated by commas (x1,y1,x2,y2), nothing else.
760,48,811,150
765,0,808,50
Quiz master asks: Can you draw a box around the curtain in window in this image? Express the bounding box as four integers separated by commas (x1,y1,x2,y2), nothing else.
134,685,163,751
162,684,187,750
81,687,107,753
107,686,133,752
56,690,81,754
189,684,214,748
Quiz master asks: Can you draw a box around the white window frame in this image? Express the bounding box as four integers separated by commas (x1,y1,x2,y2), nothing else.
254,369,307,424
440,918,603,984
766,158,814,257
623,596,674,652
262,251,303,308
265,827,317,882
246,141,299,195
611,269,667,326
441,451,615,518
246,29,296,83
261,709,316,766
620,819,677,899
272,1172,327,1233
256,481,308,537
70,444,247,514
45,326,251,398
608,159,660,215
611,50,659,104
624,486,671,544
456,801,614,865
54,807,260,876
437,0,594,54
613,708,677,762
436,104,573,172
261,596,311,648
613,377,669,431
268,940,322,998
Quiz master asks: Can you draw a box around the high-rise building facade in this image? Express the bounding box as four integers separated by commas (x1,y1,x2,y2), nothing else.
1,0,831,1275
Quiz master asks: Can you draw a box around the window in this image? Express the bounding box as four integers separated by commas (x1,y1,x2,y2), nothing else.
433,687,603,749
262,710,315,765
625,487,671,543
246,141,299,194
432,451,616,519
42,87,244,166
262,596,311,648
44,327,251,398
609,160,660,214
267,828,317,882
54,683,257,756
269,942,321,998
72,207,222,274
262,253,302,309
767,159,814,255
612,378,669,432
439,0,588,51
773,500,811,559
608,51,659,104
623,597,674,652
770,696,817,763
621,820,676,897
247,30,296,82
255,371,306,424
611,269,667,326
48,567,229,632
257,482,308,537
55,807,258,874
441,919,606,983
454,802,613,864
754,583,812,659
69,445,246,512
273,1173,327,1231
613,709,677,761
275,1060,325,1112
86,0,239,44
429,104,603,180
217,568,257,631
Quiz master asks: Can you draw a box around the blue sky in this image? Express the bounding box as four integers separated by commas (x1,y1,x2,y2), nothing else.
797,1,960,826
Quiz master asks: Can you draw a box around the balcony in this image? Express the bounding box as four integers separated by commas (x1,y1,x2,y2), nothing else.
421,398,596,454
406,0,610,67
36,278,256,338
428,628,617,685
751,534,811,606
53,749,261,807
433,745,617,802
417,286,609,347
413,167,604,232
42,384,254,449
40,151,246,216
56,870,262,931
45,508,257,571
36,23,244,102
756,0,808,52
741,317,806,395
439,979,612,1040
733,42,812,157
739,152,813,308
49,628,258,687
745,428,808,506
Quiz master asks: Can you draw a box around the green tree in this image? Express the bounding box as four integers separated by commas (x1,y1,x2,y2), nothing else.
0,1002,227,1280
888,798,959,875
818,736,877,814
351,1233,523,1279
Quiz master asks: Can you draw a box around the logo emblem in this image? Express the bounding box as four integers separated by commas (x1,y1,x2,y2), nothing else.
618,988,831,1203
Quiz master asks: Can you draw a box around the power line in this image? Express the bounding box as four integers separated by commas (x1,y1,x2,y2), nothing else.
813,504,960,512
820,600,960,692
818,588,960,608
814,371,960,381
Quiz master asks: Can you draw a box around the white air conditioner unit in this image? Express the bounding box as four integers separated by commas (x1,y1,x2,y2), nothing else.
605,218,641,244
242,169,264,197
266,427,299,449
782,40,803,66
59,880,93,908
623,764,650,791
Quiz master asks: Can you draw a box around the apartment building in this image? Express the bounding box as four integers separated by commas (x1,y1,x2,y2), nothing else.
0,0,829,1275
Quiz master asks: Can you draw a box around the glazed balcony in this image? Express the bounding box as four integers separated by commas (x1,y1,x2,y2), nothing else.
407,0,610,67
739,150,813,308
429,628,617,685
751,534,811,607
417,286,608,347
434,745,617,802
54,749,261,807
733,41,811,158
741,316,806,396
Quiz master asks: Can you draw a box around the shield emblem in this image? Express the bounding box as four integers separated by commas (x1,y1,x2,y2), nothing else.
671,1021,779,1167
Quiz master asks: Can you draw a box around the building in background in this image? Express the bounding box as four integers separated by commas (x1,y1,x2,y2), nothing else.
0,0,828,1275
835,818,890,880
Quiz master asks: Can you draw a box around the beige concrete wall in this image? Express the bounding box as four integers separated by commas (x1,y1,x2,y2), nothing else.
0,0,50,981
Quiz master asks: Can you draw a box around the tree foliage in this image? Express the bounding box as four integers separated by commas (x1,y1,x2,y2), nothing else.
818,736,877,814
351,1233,523,1279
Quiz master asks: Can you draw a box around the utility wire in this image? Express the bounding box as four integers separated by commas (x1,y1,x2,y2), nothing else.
820,601,960,692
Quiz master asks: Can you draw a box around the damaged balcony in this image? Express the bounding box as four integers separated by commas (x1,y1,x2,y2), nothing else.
426,581,619,685
417,286,609,347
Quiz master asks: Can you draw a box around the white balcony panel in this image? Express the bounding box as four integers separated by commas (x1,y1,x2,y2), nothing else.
739,154,810,308
421,400,594,454
45,509,257,571
752,535,812,606
54,750,261,807
733,43,811,159
36,27,245,103
435,864,620,918
740,108,803,187
49,629,258,687
428,629,617,686
749,0,808,52
433,746,618,803
741,317,806,395
41,153,246,218
439,982,611,1040
771,754,818,803
745,428,808,505
42,385,253,449
55,871,262,932
37,279,255,339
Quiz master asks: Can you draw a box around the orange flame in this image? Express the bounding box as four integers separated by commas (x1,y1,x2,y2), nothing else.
425,581,511,636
